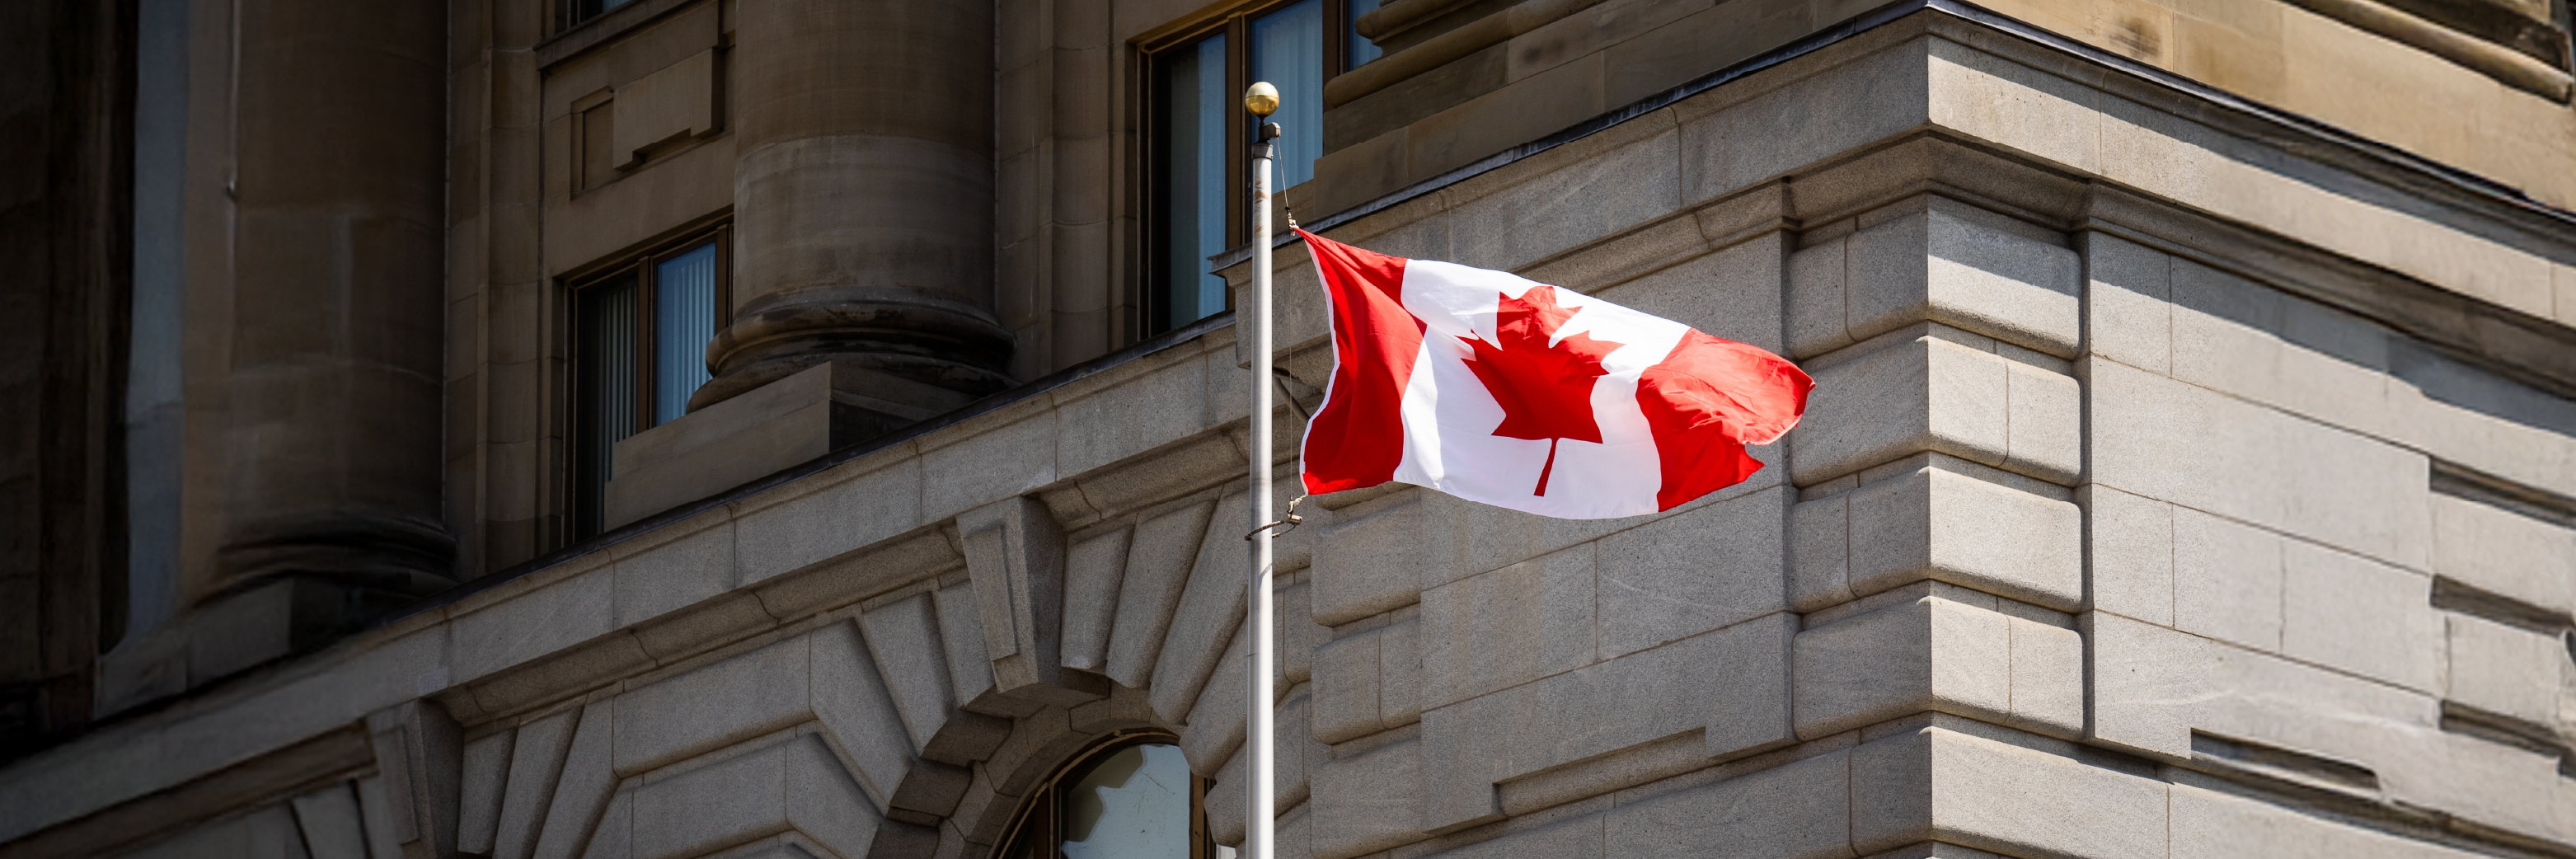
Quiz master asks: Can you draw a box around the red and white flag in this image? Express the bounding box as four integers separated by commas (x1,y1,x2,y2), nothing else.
1295,228,1814,519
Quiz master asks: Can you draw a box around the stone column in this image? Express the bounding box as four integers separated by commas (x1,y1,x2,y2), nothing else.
208,0,452,635
704,0,1013,413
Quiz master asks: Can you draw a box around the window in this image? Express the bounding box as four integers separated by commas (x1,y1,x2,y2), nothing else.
563,0,632,28
1144,0,1381,336
1002,739,1232,859
570,230,727,539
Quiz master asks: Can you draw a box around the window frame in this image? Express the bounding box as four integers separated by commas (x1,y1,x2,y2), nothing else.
563,224,733,540
997,731,1224,859
559,0,628,32
1137,0,1368,337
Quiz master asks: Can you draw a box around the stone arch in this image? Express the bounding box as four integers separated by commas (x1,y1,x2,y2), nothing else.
961,718,1186,853
883,478,1303,856
439,458,1316,859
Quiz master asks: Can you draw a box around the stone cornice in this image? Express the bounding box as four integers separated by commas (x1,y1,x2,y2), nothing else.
1235,0,2576,267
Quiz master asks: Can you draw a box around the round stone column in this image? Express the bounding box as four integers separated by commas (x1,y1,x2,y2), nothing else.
701,0,1013,411
198,0,451,637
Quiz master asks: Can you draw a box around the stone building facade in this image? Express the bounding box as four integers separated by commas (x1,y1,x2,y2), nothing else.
5,0,2576,857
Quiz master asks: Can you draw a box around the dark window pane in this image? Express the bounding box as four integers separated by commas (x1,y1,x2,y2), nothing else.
1059,744,1191,859
1347,0,1384,69
574,273,640,538
1251,0,1324,189
570,0,631,24
653,242,719,425
1155,35,1229,332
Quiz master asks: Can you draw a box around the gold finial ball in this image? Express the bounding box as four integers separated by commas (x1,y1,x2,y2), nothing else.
1244,82,1280,117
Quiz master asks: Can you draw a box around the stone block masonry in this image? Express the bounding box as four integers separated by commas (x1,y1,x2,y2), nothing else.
11,10,2576,859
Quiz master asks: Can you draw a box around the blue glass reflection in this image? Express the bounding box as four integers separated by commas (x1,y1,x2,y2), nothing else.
1159,35,1230,329
651,242,718,425
1251,0,1324,189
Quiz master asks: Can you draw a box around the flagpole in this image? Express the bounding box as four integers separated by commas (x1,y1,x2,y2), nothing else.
1241,82,1280,859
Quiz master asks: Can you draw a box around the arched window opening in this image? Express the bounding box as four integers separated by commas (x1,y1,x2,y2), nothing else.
1000,735,1233,859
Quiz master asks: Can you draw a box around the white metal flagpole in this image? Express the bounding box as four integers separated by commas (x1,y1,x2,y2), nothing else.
1241,81,1281,859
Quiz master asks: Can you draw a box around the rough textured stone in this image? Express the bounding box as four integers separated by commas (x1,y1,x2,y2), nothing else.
494,708,580,859
1603,747,1850,859
1053,354,1212,477
1787,236,1854,359
809,621,921,809
784,732,891,859
1589,232,1787,352
1149,491,1252,725
611,519,736,628
531,702,616,859
1311,628,1382,745
858,594,960,756
1845,202,2083,357
1058,527,1129,674
1180,623,1250,773
2444,613,2567,730
1795,597,2011,739
2000,359,2081,485
2081,232,2171,375
612,636,812,775
1279,580,1328,687
2171,506,2283,653
458,729,514,856
733,461,925,585
2004,615,2084,738
1594,486,1788,658
2430,493,2576,619
921,411,1061,523
1789,482,1856,613
1419,547,1596,711
1421,614,1795,833
1793,335,2086,486
1800,466,2083,612
2077,609,2564,842
1850,727,2166,859
1377,618,1423,730
2281,541,2442,692
1105,500,1214,688
2090,359,2430,572
288,782,369,859
956,495,1079,704
2169,782,2490,859
2082,485,2173,625
1204,688,1316,846
454,569,617,683
1309,739,1427,859
630,739,788,859
1311,491,1428,627
933,580,1013,716
2165,260,2410,450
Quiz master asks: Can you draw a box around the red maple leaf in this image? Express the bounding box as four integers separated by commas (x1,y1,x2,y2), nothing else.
1457,285,1625,496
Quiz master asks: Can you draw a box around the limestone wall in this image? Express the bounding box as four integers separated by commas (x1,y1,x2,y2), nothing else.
6,10,2574,859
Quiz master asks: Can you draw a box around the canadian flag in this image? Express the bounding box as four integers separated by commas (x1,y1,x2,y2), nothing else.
1295,228,1814,519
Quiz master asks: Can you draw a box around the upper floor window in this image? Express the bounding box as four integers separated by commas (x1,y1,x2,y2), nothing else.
1003,739,1231,859
570,229,727,539
564,0,632,28
1145,0,1380,336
